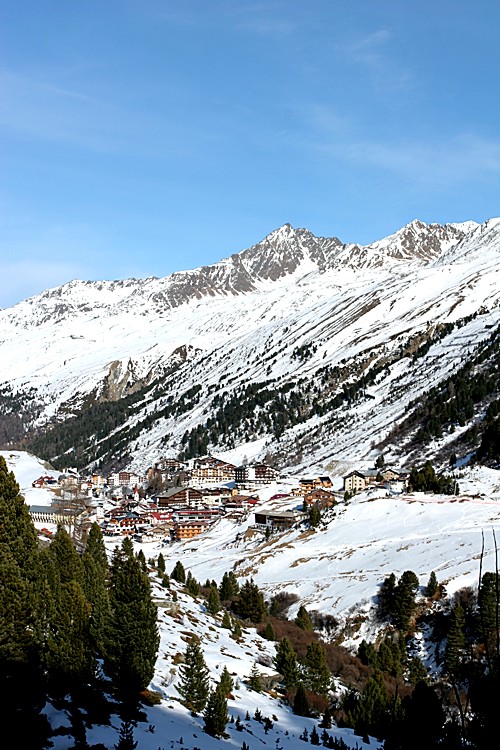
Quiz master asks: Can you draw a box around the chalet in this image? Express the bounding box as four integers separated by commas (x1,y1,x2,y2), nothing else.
154,486,204,508
235,463,279,488
254,510,306,531
303,488,337,509
108,471,143,488
190,457,236,486
226,493,259,508
147,458,186,484
380,467,408,483
172,508,221,523
32,475,58,488
200,486,233,505
91,473,106,487
174,520,210,540
292,476,334,495
343,469,379,493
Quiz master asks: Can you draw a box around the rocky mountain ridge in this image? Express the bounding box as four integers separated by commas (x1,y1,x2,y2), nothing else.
1,217,499,475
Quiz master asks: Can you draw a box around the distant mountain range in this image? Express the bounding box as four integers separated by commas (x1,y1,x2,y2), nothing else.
1,217,499,474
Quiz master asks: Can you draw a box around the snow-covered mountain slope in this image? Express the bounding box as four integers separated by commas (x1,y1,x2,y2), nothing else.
5,449,500,748
0,218,499,473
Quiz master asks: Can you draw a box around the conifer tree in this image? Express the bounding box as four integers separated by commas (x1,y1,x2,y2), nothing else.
231,620,242,639
203,686,228,737
206,586,221,615
248,663,263,692
171,560,186,583
310,725,321,745
177,639,210,713
48,526,84,585
114,719,138,749
426,571,439,598
218,665,234,697
45,578,94,693
304,641,331,696
262,622,276,640
295,604,313,631
82,523,110,658
392,570,419,631
121,535,134,559
157,552,166,574
377,572,397,621
293,682,310,716
136,548,147,572
105,540,159,699
478,571,500,656
219,570,240,600
237,578,267,622
274,637,298,690
444,603,466,675
221,609,232,629
309,505,321,528
185,571,200,596
320,706,332,728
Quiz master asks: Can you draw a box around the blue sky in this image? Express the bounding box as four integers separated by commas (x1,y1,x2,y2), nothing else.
2,0,499,308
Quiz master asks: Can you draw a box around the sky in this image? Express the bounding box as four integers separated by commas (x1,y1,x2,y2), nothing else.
1,0,500,309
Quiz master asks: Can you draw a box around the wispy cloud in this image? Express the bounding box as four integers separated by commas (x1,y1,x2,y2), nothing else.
318,131,500,187
342,29,393,65
337,28,413,92
0,69,128,152
222,1,298,36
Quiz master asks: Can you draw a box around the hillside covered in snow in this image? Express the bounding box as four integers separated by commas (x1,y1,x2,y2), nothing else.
1,217,499,479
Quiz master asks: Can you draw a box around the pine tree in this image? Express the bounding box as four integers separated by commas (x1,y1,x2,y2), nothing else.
262,622,276,640
105,540,159,699
219,665,234,697
377,572,397,621
185,571,200,596
309,504,321,528
232,620,242,639
248,663,263,692
45,577,94,693
177,639,210,713
293,683,310,716
444,603,466,675
157,552,166,574
478,571,500,655
353,670,389,739
206,586,221,616
203,685,228,737
48,525,84,585
171,560,186,583
114,719,137,749
304,641,331,696
237,578,267,622
221,609,232,629
82,522,110,658
219,570,240,600
320,706,332,728
426,571,439,598
274,637,298,690
136,548,147,572
392,570,419,631
295,604,313,631
310,725,321,745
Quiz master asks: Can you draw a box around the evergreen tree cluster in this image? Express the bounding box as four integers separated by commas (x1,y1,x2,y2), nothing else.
408,461,458,495
0,456,160,747
377,570,420,631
